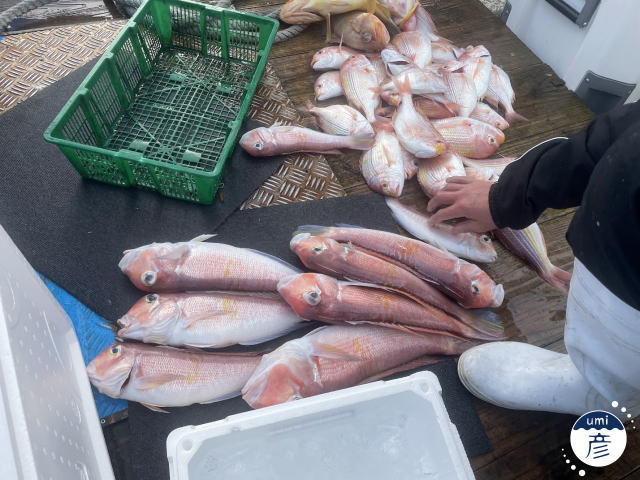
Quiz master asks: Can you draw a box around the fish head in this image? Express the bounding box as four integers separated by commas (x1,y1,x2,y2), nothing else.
493,117,510,130
439,60,465,73
464,233,498,263
314,73,340,101
290,234,347,273
118,243,186,291
277,273,339,319
86,343,136,397
239,127,280,157
311,47,337,70
353,14,390,51
242,340,319,408
117,293,180,342
369,173,404,197
459,263,504,308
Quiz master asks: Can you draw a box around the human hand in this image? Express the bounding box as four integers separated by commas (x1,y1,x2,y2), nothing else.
427,177,497,233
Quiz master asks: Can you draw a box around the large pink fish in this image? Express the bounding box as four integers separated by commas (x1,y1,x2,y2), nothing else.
119,241,300,292
239,125,374,156
242,324,474,408
87,342,261,411
294,225,504,308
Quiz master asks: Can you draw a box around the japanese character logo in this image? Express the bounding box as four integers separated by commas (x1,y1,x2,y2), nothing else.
570,410,627,467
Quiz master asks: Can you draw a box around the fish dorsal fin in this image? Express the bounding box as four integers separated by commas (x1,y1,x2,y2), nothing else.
335,223,366,229
189,234,217,242
240,321,306,346
244,248,302,272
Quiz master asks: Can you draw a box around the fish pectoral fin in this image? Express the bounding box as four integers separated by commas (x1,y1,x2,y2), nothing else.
141,403,170,413
239,321,307,345
199,391,242,404
358,354,443,384
135,374,183,391
180,311,217,330
311,342,361,361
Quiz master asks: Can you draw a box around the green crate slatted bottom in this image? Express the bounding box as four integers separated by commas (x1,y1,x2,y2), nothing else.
105,48,254,173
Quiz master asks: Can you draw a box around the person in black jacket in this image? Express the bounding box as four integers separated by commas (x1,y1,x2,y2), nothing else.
428,101,640,416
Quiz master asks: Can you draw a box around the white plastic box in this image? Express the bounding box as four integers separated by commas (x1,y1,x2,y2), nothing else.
0,225,113,479
167,371,475,480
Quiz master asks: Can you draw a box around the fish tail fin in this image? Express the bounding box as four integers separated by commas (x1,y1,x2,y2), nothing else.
347,134,376,150
544,266,572,294
505,108,528,124
296,99,315,116
458,308,507,340
392,74,412,97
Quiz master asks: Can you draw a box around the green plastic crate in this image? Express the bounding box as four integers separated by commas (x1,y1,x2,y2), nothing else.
44,0,278,204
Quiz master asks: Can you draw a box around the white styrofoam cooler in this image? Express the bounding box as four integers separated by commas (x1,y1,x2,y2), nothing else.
167,371,475,480
0,225,113,479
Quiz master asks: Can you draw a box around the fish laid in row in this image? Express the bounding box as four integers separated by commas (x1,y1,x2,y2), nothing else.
117,292,305,348
88,342,261,411
242,324,475,408
119,241,300,292
294,224,504,308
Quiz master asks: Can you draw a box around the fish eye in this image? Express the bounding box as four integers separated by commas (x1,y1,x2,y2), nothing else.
312,246,324,254
471,284,480,295
488,137,496,144
303,289,322,306
481,235,491,243
109,345,122,356
254,142,263,150
145,294,158,303
141,271,157,286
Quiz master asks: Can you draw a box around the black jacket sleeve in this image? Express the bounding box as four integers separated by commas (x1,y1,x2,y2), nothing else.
488,101,640,229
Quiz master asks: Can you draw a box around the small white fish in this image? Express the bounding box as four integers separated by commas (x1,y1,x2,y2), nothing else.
485,65,527,123
392,77,447,158
340,54,381,122
311,45,360,70
315,71,344,101
302,101,374,137
360,121,405,197
386,198,498,263
417,151,466,197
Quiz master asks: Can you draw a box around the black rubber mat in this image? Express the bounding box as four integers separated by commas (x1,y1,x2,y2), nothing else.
125,197,492,479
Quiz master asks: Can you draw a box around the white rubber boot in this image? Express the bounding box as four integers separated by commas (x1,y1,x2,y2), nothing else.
457,342,611,416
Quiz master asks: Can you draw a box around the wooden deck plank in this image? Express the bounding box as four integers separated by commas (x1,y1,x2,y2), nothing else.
234,0,639,477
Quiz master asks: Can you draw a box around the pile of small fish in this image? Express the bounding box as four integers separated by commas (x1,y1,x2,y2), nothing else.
86,225,506,411
240,0,525,200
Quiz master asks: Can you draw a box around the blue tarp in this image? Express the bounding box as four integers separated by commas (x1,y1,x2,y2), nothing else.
40,275,127,419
